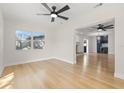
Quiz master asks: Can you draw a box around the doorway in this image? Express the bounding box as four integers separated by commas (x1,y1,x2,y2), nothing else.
83,39,88,54
97,35,108,54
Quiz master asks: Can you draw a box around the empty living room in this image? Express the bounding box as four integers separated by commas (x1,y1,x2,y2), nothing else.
0,0,124,93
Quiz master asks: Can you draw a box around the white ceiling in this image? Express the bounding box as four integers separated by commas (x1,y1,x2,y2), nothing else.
0,3,97,26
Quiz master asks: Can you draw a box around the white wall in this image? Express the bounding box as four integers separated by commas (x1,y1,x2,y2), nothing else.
108,31,115,54
76,42,83,53
0,9,4,77
4,20,56,66
52,27,75,64
75,34,83,53
88,36,97,53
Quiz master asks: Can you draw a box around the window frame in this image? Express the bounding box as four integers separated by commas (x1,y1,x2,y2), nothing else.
16,30,45,50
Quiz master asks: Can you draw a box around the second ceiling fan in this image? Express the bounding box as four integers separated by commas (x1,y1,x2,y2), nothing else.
92,24,114,31
37,3,70,22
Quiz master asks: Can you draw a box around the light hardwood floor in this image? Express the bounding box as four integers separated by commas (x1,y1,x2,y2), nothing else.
0,53,124,89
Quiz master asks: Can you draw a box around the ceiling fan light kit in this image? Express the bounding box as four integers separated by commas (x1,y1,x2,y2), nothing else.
97,28,102,32
51,13,57,18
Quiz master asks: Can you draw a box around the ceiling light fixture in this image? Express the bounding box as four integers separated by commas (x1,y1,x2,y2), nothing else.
98,28,102,32
51,13,57,18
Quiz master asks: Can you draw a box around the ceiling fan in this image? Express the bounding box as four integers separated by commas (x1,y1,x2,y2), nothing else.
37,3,70,22
91,24,114,40
92,24,114,31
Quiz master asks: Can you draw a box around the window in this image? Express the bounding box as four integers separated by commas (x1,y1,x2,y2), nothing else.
16,30,45,50
32,32,45,49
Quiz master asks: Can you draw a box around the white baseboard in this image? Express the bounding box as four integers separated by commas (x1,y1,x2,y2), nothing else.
5,57,55,67
5,57,74,67
53,57,74,64
0,66,4,77
114,72,124,80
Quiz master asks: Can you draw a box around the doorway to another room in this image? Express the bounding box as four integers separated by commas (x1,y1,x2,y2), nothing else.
83,39,88,54
97,35,108,54
75,18,115,77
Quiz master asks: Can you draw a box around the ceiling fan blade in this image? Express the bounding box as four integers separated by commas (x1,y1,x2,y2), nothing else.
36,13,51,15
51,17,55,22
56,5,70,14
41,3,52,12
58,15,69,20
102,28,106,31
104,25,114,28
104,27,114,29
